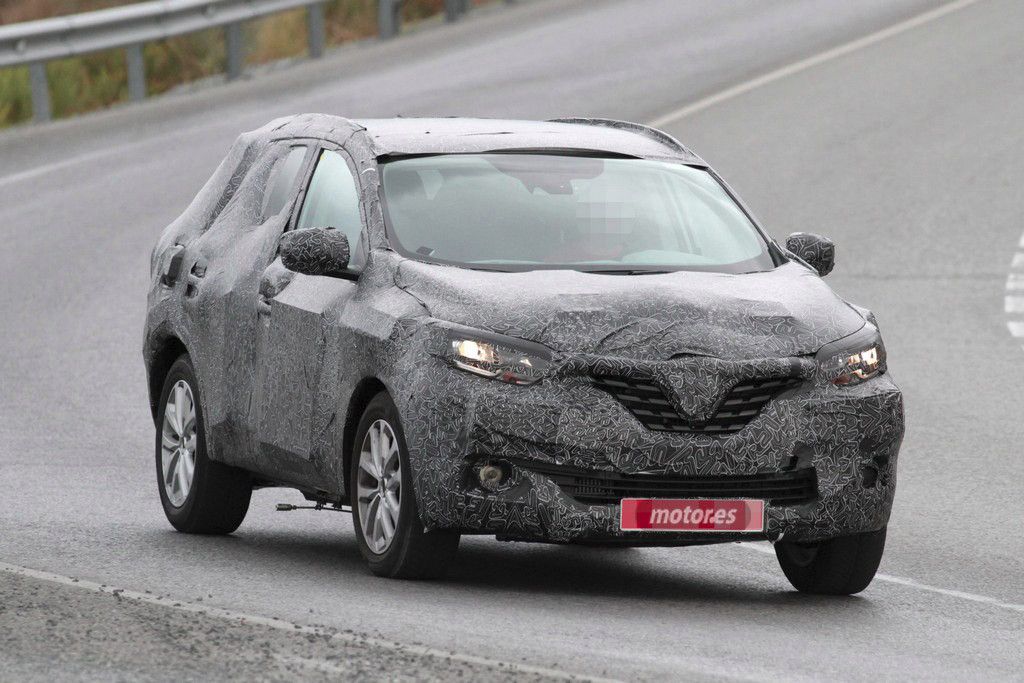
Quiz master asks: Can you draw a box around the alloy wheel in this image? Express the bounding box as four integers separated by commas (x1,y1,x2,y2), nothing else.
161,379,197,507
356,419,402,554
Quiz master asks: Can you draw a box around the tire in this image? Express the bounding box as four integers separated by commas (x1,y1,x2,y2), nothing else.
350,391,459,579
775,527,887,595
155,354,251,534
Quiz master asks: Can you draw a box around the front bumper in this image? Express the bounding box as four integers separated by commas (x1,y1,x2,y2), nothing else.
401,356,904,545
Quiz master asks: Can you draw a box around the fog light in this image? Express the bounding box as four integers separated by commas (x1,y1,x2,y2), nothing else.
478,463,505,491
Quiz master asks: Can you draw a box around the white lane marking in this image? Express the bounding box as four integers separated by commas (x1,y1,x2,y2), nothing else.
1008,250,1024,338
0,561,617,683
1004,296,1024,313
0,145,156,189
737,543,1024,613
0,120,246,190
648,0,985,127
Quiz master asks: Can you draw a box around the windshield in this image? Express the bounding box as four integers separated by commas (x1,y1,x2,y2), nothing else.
380,154,775,273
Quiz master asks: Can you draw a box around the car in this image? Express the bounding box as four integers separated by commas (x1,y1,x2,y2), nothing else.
144,115,904,594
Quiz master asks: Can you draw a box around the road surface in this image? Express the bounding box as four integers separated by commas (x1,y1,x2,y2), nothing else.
1,0,1021,680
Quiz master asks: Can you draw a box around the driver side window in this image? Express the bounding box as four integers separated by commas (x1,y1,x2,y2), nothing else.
296,150,364,266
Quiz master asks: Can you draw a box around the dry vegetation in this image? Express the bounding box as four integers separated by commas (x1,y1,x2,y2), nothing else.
0,0,466,127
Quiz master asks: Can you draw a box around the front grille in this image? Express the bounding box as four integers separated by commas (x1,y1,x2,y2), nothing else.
592,374,802,434
524,461,818,506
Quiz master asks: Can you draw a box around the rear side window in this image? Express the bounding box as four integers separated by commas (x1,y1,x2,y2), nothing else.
296,150,363,253
262,146,308,219
204,140,260,230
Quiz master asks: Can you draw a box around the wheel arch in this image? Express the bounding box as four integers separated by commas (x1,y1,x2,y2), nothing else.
147,335,189,423
342,376,390,495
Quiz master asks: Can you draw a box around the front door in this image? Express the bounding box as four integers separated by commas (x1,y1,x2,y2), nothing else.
251,147,366,488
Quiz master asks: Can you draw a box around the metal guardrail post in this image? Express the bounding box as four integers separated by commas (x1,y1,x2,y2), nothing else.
444,0,457,22
444,0,468,23
28,62,51,123
125,44,146,101
307,3,325,59
378,0,400,40
225,22,244,80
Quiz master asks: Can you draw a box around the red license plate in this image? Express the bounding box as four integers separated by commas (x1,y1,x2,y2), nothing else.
620,498,765,532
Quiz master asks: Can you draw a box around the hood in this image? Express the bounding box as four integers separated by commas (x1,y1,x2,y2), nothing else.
394,259,865,361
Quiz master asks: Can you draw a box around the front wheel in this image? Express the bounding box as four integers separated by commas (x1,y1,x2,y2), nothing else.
775,527,887,595
156,354,251,534
350,391,459,579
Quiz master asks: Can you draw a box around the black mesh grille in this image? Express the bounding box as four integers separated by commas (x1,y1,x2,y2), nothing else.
524,461,818,506
592,374,802,434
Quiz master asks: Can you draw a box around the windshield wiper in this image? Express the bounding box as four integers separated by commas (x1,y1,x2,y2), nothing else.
580,268,671,275
465,264,514,272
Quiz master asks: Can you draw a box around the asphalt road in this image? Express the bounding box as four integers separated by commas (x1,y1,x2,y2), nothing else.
1,0,1022,680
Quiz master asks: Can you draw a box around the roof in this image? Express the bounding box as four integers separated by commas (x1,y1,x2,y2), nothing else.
264,114,704,164
354,117,703,163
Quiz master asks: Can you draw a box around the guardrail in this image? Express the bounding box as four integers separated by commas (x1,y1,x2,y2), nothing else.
0,0,506,123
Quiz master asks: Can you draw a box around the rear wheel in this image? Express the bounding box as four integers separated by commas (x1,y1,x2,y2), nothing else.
156,355,251,534
350,391,459,579
775,527,886,595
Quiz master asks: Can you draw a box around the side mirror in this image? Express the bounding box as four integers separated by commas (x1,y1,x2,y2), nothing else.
785,232,835,277
280,227,351,278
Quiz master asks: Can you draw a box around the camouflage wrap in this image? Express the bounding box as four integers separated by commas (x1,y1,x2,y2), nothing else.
144,115,904,547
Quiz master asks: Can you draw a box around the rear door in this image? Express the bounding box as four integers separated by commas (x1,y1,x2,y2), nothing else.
173,141,312,469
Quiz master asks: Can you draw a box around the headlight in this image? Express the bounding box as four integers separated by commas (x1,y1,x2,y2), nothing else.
445,328,553,385
817,324,887,386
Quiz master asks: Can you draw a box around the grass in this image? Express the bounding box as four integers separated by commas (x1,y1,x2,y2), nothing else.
0,0,480,128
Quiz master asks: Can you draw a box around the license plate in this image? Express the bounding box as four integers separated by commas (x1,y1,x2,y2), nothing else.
620,498,765,532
